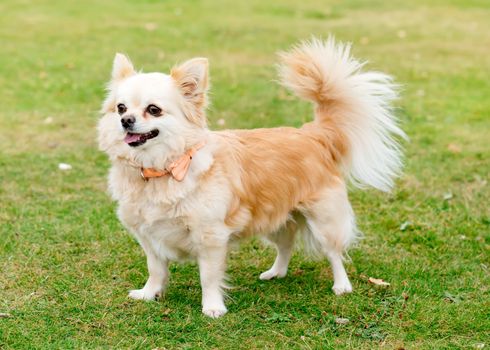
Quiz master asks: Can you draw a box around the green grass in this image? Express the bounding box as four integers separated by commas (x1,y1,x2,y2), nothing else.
1,0,489,349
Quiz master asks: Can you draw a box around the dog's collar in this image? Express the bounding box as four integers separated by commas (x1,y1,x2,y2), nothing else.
140,142,205,182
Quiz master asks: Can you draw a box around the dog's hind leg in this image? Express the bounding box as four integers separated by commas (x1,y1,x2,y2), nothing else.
302,183,358,295
259,219,299,280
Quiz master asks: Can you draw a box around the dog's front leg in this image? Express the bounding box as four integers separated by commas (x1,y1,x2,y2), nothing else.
198,242,228,318
129,248,168,301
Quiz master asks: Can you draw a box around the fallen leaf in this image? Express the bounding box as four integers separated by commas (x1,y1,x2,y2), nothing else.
335,317,350,325
58,163,72,171
368,277,390,286
447,143,462,153
443,192,453,200
144,23,158,31
400,221,410,231
0,313,11,318
443,291,462,304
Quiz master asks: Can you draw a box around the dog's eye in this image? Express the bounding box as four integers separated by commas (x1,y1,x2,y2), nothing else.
117,104,127,115
147,104,162,117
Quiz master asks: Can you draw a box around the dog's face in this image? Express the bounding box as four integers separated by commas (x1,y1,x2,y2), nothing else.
98,54,209,167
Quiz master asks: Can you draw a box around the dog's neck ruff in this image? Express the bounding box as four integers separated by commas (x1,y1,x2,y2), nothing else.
140,142,205,182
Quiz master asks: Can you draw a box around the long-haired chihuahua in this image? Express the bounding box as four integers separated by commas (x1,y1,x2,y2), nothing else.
98,37,405,318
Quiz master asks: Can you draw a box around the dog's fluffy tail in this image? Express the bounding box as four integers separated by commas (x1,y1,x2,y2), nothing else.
278,37,406,191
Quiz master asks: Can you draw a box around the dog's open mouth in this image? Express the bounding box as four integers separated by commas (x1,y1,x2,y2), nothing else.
124,129,159,147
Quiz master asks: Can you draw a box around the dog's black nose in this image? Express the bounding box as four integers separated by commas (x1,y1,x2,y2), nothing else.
121,115,135,129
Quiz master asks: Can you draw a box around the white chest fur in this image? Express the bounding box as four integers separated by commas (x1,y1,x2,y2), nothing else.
107,147,233,262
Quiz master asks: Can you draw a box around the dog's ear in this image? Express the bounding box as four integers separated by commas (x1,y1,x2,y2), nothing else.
171,58,209,127
111,53,135,82
101,54,135,114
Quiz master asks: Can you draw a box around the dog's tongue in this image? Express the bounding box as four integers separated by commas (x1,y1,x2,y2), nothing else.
124,133,142,144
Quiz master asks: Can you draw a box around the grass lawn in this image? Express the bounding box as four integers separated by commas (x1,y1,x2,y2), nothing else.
1,0,489,348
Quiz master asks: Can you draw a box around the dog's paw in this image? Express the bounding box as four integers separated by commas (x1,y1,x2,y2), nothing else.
128,288,161,301
332,281,353,295
202,307,227,318
259,268,287,280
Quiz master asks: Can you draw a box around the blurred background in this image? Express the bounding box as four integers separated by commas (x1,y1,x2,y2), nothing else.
1,1,488,348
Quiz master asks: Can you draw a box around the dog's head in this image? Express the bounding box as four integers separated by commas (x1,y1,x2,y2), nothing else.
98,53,209,167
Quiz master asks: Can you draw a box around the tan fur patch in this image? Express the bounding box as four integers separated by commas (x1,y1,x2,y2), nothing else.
207,121,348,236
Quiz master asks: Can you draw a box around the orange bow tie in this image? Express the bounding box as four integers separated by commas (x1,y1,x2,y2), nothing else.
140,142,205,182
